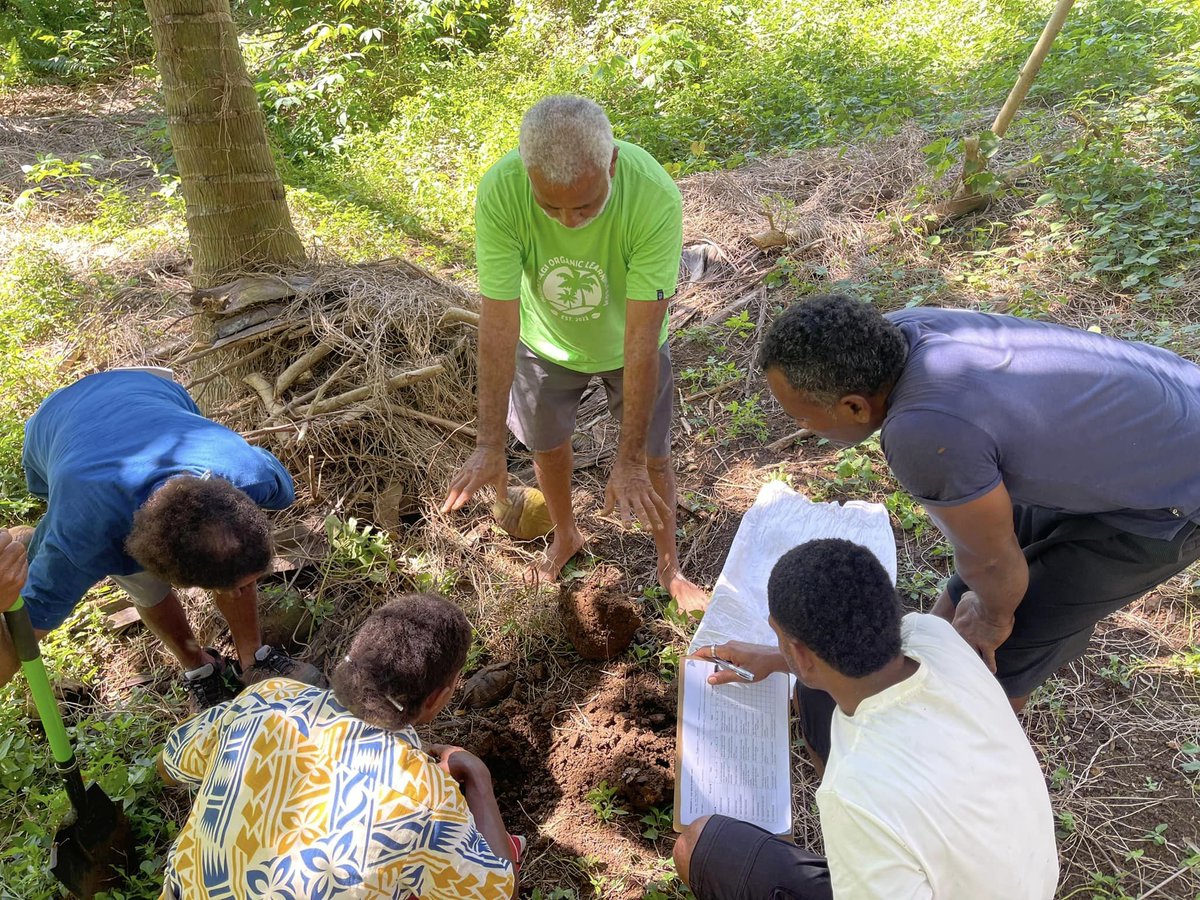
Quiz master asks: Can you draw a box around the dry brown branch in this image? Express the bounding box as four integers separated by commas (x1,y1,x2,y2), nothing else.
438,307,481,328
295,363,446,417
242,372,283,417
275,343,333,397
767,428,813,451
184,344,271,389
683,381,738,404
380,403,477,440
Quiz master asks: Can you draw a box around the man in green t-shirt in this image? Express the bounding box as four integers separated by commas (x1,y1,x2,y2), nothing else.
441,95,706,611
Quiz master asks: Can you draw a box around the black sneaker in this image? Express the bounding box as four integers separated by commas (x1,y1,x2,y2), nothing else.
182,649,239,711
242,645,328,689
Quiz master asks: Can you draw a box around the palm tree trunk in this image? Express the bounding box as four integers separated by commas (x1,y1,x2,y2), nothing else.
143,0,306,288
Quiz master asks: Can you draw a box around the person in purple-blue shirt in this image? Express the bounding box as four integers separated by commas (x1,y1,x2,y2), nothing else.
0,369,325,710
758,295,1200,765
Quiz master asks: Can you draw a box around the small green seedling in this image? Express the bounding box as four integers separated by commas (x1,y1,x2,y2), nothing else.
640,805,673,840
585,782,629,823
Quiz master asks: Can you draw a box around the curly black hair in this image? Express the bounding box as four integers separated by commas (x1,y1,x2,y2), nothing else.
331,593,472,729
767,538,902,678
757,294,908,404
125,475,273,590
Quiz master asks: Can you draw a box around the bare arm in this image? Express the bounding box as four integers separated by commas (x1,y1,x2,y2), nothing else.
441,298,521,512
926,481,1028,671
430,745,518,898
601,298,671,529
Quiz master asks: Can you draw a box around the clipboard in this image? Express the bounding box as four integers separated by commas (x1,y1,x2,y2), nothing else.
673,658,792,834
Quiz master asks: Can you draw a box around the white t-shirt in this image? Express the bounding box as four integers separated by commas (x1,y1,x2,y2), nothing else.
816,614,1059,899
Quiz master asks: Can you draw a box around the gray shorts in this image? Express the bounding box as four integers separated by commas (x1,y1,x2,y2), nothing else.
507,342,674,457
109,570,173,608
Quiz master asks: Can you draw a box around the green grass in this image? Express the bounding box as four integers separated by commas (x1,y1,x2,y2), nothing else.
0,246,82,518
0,600,185,900
272,0,1199,269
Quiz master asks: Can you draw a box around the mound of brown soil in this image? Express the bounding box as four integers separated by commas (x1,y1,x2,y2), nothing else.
548,672,676,812
560,568,643,660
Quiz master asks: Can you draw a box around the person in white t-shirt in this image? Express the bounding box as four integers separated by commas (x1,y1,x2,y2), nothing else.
672,538,1059,899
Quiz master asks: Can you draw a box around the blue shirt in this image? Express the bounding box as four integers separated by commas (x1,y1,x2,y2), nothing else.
21,371,294,629
881,309,1200,540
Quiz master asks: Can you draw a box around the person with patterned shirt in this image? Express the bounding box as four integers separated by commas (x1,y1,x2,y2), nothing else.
440,94,707,612
158,593,520,900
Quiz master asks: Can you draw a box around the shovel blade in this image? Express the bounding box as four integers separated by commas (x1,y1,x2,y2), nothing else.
51,783,138,900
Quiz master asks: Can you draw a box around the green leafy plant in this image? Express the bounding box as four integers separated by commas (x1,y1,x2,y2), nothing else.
1140,823,1168,846
884,491,928,537
828,440,883,493
640,805,673,840
723,309,755,338
722,394,768,441
1098,654,1133,690
585,781,629,823
1055,810,1077,839
324,515,396,582
1179,740,1200,776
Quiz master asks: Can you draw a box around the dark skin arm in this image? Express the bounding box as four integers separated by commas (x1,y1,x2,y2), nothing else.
600,297,671,531
428,744,518,899
441,298,520,512
926,480,1028,672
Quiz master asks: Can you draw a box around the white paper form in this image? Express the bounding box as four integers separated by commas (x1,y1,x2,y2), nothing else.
690,480,898,654
677,660,792,833
676,481,897,833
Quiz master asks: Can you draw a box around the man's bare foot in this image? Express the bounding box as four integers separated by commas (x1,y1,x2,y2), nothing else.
661,566,708,613
530,529,586,585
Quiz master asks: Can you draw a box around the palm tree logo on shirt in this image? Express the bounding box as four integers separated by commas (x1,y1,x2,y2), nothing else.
541,259,608,319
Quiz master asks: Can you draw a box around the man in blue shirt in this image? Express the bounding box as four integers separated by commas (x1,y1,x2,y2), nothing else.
759,295,1200,760
0,370,325,709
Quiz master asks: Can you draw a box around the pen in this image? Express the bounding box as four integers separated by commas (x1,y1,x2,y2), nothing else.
703,654,756,682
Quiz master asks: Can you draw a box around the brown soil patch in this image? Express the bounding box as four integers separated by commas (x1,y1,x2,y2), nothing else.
560,566,644,660
432,661,678,897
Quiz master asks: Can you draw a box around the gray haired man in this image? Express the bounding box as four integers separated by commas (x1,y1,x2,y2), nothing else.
441,95,706,611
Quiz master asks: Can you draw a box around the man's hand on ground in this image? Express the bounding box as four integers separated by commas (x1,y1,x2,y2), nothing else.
699,641,788,685
0,529,28,613
600,458,669,532
951,591,1014,673
441,447,508,514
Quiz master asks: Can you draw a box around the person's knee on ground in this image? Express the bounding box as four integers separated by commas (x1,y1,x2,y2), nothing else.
672,814,712,889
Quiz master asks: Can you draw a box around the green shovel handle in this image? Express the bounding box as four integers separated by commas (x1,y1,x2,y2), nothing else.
4,597,76,766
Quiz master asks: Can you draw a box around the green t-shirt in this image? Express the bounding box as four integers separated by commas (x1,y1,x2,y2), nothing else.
474,140,681,373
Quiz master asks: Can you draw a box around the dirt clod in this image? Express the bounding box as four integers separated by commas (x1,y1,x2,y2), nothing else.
560,567,643,660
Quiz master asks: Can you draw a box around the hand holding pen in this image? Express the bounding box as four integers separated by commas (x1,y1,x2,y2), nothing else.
692,641,790,685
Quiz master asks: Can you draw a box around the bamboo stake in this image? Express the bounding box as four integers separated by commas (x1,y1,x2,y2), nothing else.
930,0,1076,224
